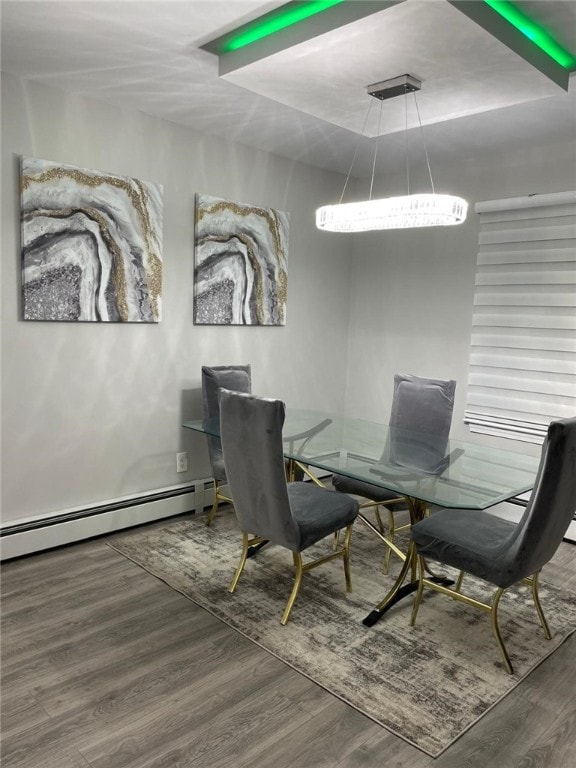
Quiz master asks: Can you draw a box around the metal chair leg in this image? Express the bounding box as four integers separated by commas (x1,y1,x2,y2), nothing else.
454,570,465,592
374,506,385,534
410,555,425,626
491,587,513,674
229,533,250,593
382,506,395,574
205,480,221,526
342,524,354,592
530,571,552,639
281,552,304,625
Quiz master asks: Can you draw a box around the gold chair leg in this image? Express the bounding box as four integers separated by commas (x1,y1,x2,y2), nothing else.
382,547,392,575
281,552,304,625
342,524,354,592
410,555,425,626
374,506,385,534
410,565,544,675
383,501,414,575
382,506,395,574
491,587,514,674
229,533,250,593
206,480,221,526
530,571,552,639
231,525,354,625
454,570,465,592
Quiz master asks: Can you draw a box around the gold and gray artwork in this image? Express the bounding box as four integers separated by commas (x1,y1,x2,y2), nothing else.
194,193,289,325
21,156,163,322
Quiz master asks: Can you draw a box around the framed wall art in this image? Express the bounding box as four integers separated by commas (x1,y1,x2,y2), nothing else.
20,156,163,322
193,193,289,325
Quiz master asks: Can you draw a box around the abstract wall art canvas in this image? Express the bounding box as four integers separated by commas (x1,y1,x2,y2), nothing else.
193,193,289,325
21,156,163,322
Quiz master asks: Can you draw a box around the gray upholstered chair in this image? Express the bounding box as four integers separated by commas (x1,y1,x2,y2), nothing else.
332,373,456,571
219,389,359,625
201,365,252,526
410,416,576,674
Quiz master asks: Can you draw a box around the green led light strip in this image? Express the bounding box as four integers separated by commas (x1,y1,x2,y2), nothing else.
224,0,346,52
221,0,576,70
484,0,576,68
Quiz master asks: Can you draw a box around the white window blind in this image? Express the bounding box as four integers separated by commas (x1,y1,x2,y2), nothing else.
465,191,576,443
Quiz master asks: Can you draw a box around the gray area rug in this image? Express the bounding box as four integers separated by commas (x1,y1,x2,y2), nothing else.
109,511,576,757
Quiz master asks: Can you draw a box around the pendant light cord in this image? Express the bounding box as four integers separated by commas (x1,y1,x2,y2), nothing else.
413,91,435,194
338,98,375,205
405,91,410,195
368,97,384,201
338,87,432,205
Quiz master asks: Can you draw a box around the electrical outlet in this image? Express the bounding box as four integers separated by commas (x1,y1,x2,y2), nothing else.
176,451,188,473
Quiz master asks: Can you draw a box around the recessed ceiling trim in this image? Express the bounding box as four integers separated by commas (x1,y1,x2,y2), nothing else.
449,1,570,90
221,0,347,52
483,0,576,69
202,0,405,77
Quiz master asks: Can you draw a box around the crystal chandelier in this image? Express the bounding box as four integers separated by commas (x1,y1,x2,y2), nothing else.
316,75,468,232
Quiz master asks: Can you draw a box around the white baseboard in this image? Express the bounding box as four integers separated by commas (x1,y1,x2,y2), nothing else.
0,480,214,561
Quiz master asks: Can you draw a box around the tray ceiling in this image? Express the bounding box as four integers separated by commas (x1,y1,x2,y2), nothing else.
1,0,575,176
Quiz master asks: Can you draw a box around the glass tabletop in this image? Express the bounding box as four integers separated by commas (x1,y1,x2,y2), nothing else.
183,408,539,511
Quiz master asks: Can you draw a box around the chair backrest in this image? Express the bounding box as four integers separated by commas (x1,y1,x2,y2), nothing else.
201,365,251,480
498,417,576,585
387,373,456,472
219,389,301,550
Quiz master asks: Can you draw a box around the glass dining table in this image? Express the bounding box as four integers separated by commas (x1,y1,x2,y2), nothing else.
183,408,539,626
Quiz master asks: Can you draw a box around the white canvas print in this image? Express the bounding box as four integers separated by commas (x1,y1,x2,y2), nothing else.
21,156,163,322
194,193,289,325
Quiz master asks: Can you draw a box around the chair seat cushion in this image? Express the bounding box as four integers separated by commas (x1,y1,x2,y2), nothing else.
288,482,359,551
331,474,405,505
412,509,519,587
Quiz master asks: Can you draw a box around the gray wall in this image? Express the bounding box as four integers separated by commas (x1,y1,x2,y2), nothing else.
1,74,354,524
343,139,576,453
2,73,574,528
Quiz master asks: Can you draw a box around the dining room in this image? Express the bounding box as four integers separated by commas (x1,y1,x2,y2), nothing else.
2,0,575,550
1,1,576,765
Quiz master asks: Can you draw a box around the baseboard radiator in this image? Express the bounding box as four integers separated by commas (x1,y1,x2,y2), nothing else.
0,479,215,561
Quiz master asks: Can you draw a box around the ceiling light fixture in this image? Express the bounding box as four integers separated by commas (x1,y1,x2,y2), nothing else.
316,75,468,233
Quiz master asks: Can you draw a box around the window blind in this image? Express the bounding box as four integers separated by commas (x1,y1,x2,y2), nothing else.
465,191,576,443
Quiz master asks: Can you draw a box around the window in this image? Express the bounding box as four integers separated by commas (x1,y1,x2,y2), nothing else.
465,191,576,443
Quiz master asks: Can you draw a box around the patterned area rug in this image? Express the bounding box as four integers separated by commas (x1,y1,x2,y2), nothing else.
109,511,576,757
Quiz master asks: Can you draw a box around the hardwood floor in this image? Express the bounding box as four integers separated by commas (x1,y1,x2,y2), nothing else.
1,514,575,768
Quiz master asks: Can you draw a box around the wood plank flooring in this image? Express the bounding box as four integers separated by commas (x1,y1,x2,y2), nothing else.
1,514,575,768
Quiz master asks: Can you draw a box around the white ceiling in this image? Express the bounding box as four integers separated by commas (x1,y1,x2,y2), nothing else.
1,0,575,177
